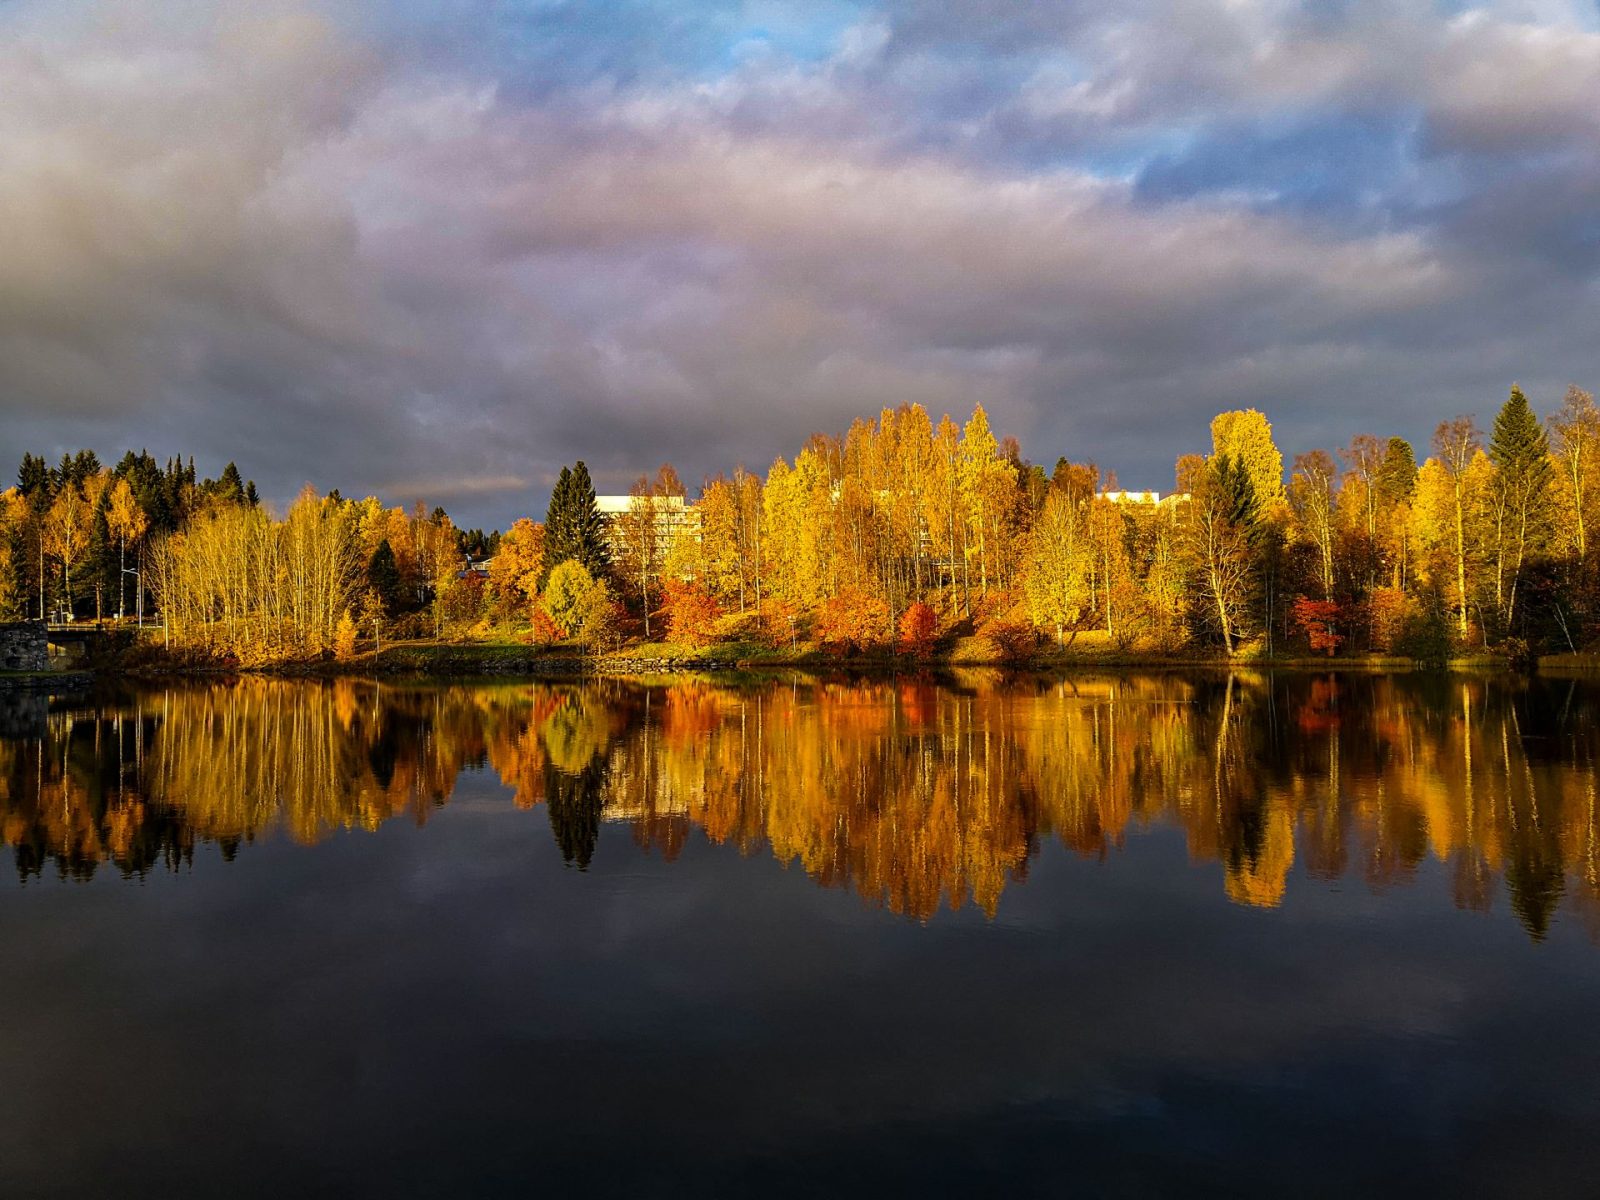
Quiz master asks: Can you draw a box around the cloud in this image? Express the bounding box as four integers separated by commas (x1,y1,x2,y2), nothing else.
0,0,1597,525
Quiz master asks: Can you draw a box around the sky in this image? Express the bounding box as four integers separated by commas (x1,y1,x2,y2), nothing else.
3,0,1600,528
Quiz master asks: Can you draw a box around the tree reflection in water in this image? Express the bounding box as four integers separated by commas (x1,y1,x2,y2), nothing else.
3,672,1599,939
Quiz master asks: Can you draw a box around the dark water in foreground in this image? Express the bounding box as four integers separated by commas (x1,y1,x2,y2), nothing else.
3,671,1600,1197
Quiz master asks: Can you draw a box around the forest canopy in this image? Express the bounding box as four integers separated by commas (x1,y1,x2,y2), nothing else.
5,384,1599,661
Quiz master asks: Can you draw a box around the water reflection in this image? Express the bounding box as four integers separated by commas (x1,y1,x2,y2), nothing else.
3,672,1598,939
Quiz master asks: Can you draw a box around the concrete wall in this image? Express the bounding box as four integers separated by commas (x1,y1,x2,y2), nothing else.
0,623,48,673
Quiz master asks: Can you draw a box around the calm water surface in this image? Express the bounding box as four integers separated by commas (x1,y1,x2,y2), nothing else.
3,671,1599,1197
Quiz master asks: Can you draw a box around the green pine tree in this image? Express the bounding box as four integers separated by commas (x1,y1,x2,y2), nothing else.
1377,437,1417,505
218,462,246,505
541,466,575,586
88,489,114,622
568,461,610,577
367,539,404,616
1212,453,1261,538
1489,386,1553,630
1490,386,1550,487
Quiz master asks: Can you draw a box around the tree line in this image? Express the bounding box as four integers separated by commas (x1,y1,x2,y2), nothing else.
4,382,1598,660
0,449,487,663
488,385,1600,660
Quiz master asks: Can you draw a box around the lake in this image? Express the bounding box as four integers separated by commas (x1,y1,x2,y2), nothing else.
2,671,1599,1197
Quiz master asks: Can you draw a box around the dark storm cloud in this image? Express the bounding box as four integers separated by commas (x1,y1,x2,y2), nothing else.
2,0,1599,525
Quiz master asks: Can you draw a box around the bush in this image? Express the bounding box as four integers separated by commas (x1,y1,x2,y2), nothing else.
897,601,938,659
816,588,891,654
982,618,1039,665
529,604,560,645
1394,599,1453,663
759,600,802,649
1290,596,1344,656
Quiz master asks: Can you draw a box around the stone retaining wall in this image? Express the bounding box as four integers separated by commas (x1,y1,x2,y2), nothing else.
0,623,48,673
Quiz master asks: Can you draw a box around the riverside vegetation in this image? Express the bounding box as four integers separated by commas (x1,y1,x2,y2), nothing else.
4,386,1600,671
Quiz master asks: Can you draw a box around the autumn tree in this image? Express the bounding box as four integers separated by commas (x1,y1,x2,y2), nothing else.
958,405,1018,601
1431,417,1482,639
661,579,722,648
615,465,683,638
1087,499,1138,645
488,518,545,613
0,489,25,620
1211,409,1285,511
1550,385,1599,560
43,481,92,619
1181,453,1258,651
106,477,149,620
816,587,891,654
1022,488,1094,644
1289,450,1339,598
542,560,615,646
898,601,937,659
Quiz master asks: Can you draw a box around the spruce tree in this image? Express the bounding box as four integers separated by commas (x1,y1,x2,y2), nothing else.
541,466,575,586
568,461,610,576
1377,437,1417,505
219,462,246,505
1489,386,1553,628
17,453,49,497
1490,386,1550,489
1212,454,1261,538
88,490,113,622
367,539,404,616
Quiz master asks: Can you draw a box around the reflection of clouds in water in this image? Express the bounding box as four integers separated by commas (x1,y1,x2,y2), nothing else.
2,673,1599,939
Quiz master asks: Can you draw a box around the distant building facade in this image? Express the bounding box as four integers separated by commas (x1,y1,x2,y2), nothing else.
1100,490,1191,509
593,495,701,563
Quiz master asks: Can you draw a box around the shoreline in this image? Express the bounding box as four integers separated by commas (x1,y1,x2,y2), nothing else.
24,640,1578,683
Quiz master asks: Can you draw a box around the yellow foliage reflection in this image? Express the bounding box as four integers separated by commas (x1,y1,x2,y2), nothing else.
3,673,1600,939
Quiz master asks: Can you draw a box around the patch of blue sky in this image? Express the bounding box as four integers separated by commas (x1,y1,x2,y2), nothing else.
1032,128,1204,184
371,0,876,88
1132,110,1425,218
1430,0,1600,29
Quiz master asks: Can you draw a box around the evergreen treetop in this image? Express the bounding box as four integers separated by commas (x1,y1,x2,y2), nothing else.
541,461,609,584
367,539,404,616
1378,437,1417,504
1490,385,1551,490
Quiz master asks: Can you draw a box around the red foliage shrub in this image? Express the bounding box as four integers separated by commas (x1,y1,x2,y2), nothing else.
1291,596,1345,656
529,604,560,645
897,601,938,659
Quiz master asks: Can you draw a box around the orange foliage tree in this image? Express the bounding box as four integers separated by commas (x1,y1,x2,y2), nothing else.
816,587,891,654
662,579,722,648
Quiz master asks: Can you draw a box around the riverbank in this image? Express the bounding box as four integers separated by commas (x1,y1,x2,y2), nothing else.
79,636,1537,680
